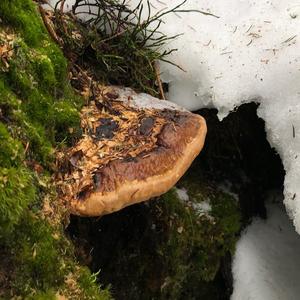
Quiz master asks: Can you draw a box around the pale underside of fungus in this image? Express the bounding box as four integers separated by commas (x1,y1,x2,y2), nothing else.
57,84,207,217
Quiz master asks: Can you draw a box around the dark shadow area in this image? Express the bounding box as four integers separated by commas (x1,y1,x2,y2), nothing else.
197,103,285,221
67,102,285,300
68,199,230,300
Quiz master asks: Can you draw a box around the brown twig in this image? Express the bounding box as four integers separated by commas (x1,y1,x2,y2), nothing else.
60,0,66,13
154,62,165,100
39,5,62,46
24,142,30,155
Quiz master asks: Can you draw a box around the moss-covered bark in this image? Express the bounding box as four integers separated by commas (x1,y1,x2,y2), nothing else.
0,1,111,298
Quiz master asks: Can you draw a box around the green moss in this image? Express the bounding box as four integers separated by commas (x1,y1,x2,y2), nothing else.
157,183,240,298
4,210,111,299
39,41,69,91
0,77,20,112
0,123,23,167
26,290,57,300
11,213,66,293
0,166,36,236
0,16,82,164
77,268,112,300
0,124,36,236
161,183,240,298
32,53,57,90
53,101,81,143
0,2,111,299
0,0,47,46
179,180,241,255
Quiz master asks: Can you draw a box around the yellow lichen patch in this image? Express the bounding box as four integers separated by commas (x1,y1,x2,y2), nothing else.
0,31,16,71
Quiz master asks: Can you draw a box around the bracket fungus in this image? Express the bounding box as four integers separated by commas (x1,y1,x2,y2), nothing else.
57,86,207,217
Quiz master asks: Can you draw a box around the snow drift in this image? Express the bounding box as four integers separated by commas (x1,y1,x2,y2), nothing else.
232,192,300,300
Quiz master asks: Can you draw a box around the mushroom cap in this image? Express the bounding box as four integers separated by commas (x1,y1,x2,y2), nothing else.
58,86,207,217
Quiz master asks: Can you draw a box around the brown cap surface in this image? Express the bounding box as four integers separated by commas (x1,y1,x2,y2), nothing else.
57,86,207,216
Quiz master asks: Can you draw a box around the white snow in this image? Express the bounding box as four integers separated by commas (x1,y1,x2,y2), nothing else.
115,87,188,111
175,187,212,216
231,191,300,300
175,187,189,202
47,0,74,10
192,200,212,216
218,181,239,201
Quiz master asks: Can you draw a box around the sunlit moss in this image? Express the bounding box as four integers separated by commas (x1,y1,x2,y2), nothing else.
0,122,23,167
0,166,36,236
0,124,36,236
0,1,111,298
77,268,113,300
0,0,47,46
156,182,240,298
11,213,66,294
27,290,57,300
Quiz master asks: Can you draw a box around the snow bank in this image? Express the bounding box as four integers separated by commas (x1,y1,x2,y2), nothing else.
231,191,300,300
47,0,74,9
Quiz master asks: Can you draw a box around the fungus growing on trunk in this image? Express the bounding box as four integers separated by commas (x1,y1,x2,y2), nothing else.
57,86,207,217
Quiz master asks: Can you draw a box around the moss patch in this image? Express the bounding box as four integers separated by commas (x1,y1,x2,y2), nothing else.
0,1,111,298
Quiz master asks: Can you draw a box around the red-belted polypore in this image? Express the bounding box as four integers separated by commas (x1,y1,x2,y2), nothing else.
57,86,207,217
